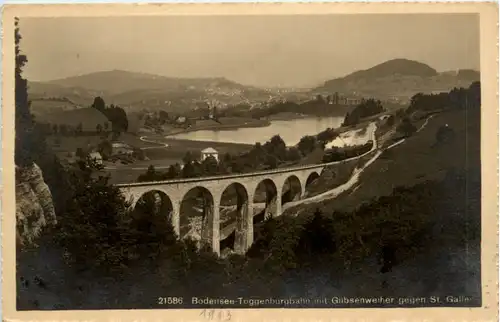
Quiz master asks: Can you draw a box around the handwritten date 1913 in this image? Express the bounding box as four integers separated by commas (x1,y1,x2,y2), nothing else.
199,309,232,321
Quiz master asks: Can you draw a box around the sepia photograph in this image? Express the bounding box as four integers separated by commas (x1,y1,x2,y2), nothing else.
2,3,498,319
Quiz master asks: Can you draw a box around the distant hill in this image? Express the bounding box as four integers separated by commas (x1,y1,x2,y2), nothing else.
331,59,438,84
28,70,273,114
314,58,480,102
43,70,253,94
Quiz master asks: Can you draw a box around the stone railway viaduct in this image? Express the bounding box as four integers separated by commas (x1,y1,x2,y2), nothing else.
117,123,378,256
117,164,327,256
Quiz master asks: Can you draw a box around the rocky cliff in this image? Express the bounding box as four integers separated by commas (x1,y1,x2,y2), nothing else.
16,163,57,246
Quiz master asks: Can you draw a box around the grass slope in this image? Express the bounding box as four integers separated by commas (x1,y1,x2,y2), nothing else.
286,107,480,214
35,107,110,132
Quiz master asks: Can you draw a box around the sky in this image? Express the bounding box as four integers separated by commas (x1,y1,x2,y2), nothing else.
19,14,480,88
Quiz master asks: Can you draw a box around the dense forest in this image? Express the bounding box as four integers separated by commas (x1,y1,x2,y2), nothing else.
342,98,385,126
407,82,481,113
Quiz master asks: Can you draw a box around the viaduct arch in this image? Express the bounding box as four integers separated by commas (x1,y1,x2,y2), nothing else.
118,165,326,256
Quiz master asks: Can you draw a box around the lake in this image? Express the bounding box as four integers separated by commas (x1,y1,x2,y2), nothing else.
167,116,346,146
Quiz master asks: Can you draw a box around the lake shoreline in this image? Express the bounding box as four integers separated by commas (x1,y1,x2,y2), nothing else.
161,112,350,137
163,118,271,137
136,112,378,151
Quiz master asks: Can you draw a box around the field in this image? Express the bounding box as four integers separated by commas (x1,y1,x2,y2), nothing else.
48,133,148,153
106,137,252,184
46,129,254,184
30,99,81,116
35,107,109,132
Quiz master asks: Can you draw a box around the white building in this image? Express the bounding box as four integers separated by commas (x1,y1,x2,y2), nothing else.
111,142,134,156
200,147,219,163
88,152,103,165
176,116,187,124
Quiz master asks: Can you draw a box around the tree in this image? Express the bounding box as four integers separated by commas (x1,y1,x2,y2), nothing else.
317,128,337,144
132,148,146,161
287,147,302,162
166,163,182,179
396,118,417,137
182,161,196,178
159,111,169,122
386,115,395,127
265,155,279,169
15,18,45,167
218,158,231,174
342,98,384,126
92,96,106,112
38,123,52,135
295,208,336,259
218,153,233,174
265,135,287,161
191,161,204,177
468,81,481,108
201,156,219,175
138,165,159,182
407,85,480,114
76,122,83,134
297,135,317,156
59,124,68,135
435,124,455,145
97,140,113,160
55,164,132,270
230,157,245,174
128,192,179,261
316,94,325,103
103,105,129,133
183,151,195,165
222,153,232,164
75,147,86,159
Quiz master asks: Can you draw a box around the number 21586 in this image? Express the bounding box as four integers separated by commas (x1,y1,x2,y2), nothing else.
158,297,183,305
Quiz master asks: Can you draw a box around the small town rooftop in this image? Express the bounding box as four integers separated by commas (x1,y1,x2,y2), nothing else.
201,147,218,154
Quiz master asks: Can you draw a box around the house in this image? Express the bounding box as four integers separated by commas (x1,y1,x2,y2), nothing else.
112,142,134,156
176,116,187,124
88,152,103,165
200,147,219,163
